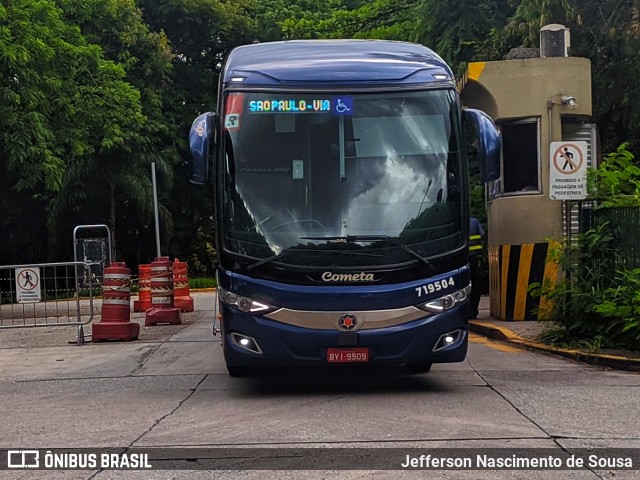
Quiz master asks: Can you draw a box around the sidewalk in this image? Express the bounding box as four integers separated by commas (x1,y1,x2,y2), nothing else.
469,295,640,371
0,291,217,349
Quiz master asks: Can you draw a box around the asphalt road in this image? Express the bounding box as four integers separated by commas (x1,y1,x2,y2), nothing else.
1,292,639,479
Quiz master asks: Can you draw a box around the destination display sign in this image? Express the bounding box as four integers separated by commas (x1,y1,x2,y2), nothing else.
248,99,331,113
246,97,353,115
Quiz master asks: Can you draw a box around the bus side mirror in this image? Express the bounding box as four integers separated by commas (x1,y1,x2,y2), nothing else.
188,112,216,185
463,108,501,182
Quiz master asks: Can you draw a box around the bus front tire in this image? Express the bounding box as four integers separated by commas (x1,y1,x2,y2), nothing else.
405,362,432,374
226,364,253,377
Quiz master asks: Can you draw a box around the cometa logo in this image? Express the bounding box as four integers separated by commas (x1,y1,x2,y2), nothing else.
321,272,376,282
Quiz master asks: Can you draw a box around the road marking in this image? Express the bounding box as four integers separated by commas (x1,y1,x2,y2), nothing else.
469,333,522,353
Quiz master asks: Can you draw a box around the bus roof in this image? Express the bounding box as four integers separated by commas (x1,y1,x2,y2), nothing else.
222,40,455,87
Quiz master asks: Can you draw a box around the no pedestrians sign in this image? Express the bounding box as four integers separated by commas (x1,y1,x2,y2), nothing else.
15,267,41,303
549,141,588,200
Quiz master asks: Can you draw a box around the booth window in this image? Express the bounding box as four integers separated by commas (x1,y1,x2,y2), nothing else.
500,118,540,194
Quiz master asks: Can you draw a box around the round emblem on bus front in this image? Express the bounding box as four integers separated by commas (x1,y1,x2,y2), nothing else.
338,314,358,331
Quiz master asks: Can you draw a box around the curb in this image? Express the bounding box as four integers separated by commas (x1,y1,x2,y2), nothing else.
469,320,640,372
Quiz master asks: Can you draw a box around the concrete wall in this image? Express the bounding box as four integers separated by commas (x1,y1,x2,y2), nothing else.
464,57,592,121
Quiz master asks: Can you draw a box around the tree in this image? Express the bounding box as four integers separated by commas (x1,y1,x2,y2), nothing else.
137,0,255,273
48,0,177,264
587,143,640,207
416,0,513,75
251,0,419,41
0,0,146,263
571,0,640,154
502,0,576,44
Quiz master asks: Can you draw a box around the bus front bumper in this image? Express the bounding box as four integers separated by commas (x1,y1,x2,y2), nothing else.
221,305,468,368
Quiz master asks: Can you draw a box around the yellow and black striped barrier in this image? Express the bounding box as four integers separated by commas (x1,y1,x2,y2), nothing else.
488,242,560,321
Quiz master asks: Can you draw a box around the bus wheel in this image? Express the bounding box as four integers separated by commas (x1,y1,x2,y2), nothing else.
405,363,432,374
226,364,253,377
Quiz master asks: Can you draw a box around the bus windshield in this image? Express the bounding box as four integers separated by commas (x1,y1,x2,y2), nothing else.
222,89,465,268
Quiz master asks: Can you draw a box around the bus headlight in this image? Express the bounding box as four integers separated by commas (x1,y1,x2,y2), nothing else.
418,284,471,313
218,287,277,314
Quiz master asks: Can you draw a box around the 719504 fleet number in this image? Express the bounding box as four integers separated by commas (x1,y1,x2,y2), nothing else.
415,277,455,297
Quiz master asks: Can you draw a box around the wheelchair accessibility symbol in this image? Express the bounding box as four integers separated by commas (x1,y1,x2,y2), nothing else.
333,97,353,115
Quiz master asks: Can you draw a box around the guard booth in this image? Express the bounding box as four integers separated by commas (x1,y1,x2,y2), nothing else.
73,225,113,287
459,24,596,321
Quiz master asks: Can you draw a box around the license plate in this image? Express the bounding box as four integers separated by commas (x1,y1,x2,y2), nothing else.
326,347,369,363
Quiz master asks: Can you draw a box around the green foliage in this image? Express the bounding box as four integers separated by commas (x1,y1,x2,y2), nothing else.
571,1,640,153
469,183,486,225
415,0,512,75
421,0,640,155
253,0,419,42
189,277,217,289
594,269,640,346
587,143,640,207
474,0,640,154
43,0,179,262
576,335,602,354
502,0,576,46
530,223,640,350
0,0,153,263
139,0,255,115
4,0,640,280
170,184,217,277
138,0,255,274
0,0,138,192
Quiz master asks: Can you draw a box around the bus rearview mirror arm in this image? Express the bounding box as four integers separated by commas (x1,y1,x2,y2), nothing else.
463,108,501,183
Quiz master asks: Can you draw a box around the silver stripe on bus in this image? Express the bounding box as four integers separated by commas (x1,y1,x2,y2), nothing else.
264,306,428,330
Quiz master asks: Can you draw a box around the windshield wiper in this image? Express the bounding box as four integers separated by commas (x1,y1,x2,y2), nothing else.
246,247,384,272
300,235,434,271
246,248,302,272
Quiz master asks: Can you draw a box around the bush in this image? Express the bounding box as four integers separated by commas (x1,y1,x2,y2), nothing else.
530,223,640,351
587,143,640,207
594,268,640,349
188,277,217,289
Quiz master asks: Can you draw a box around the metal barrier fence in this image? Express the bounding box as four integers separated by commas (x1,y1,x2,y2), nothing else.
0,262,95,345
579,204,640,274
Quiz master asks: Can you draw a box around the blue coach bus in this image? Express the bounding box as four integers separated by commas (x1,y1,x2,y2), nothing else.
189,40,500,376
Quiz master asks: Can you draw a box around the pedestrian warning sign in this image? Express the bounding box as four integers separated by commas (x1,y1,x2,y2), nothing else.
549,141,588,200
15,267,41,303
